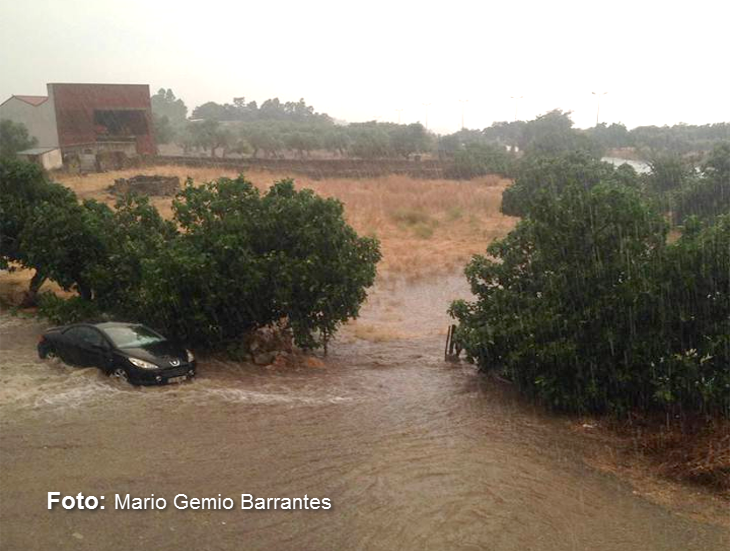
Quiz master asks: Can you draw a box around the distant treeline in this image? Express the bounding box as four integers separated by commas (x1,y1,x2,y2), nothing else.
148,89,730,164
151,89,432,160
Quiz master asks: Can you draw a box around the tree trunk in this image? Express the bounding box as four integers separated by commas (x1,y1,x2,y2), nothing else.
21,270,46,307
78,285,92,302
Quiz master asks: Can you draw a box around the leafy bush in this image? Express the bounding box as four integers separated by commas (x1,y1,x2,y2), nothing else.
646,154,695,195
673,179,730,225
451,183,729,415
37,293,102,325
130,176,381,350
501,151,639,217
672,143,730,224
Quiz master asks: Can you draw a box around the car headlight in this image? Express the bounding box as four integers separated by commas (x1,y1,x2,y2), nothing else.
128,357,159,370
186,349,195,362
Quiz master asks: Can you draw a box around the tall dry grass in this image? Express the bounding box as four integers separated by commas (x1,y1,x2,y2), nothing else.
55,166,517,279
30,166,516,283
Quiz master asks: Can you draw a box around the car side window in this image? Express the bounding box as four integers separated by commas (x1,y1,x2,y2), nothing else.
66,327,105,347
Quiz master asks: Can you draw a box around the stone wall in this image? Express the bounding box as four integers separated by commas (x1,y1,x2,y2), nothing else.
109,175,180,196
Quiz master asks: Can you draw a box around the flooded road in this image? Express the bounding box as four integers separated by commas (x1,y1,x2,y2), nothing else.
1,276,727,551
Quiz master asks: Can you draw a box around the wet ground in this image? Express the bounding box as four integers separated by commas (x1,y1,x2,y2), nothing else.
1,276,728,550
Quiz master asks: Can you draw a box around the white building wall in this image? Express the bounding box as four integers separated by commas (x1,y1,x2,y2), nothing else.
0,96,59,148
39,149,63,170
17,149,63,170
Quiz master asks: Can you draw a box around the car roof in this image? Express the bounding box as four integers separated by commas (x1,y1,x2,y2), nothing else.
93,322,141,329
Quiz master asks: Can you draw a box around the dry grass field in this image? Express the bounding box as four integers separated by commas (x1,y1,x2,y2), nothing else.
0,165,516,305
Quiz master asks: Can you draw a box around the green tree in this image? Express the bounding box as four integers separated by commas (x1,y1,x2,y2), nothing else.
323,128,351,157
137,176,381,349
673,142,730,224
0,119,37,158
152,113,175,144
451,183,666,411
389,123,431,159
0,159,72,300
150,88,188,123
501,151,639,217
349,126,392,159
522,109,603,157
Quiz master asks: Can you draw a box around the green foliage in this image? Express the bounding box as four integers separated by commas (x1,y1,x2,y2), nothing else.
451,183,729,415
0,159,75,274
389,123,431,159
4,159,380,351
646,154,695,194
191,97,331,124
447,142,513,179
152,113,176,144
150,88,188,123
438,129,490,157
501,151,639,217
134,177,380,349
0,119,37,158
150,89,188,145
37,293,102,325
348,125,392,159
672,142,730,224
19,199,105,300
585,122,633,150
651,216,730,411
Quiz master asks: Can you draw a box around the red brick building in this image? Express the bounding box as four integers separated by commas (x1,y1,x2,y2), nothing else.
0,83,156,168
50,83,156,156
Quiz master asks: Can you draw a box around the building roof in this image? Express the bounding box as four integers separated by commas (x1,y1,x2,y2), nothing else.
11,95,49,106
17,147,60,155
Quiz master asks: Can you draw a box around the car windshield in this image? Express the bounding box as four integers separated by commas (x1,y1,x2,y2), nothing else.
102,325,165,348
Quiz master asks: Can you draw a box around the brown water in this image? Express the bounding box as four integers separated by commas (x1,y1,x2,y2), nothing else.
1,276,727,550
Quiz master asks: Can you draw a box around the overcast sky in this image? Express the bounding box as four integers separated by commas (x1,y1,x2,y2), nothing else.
1,0,728,134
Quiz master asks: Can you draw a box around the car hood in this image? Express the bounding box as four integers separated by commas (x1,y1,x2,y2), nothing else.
119,341,188,367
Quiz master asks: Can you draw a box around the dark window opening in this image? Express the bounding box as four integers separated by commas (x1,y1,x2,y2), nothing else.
93,110,148,137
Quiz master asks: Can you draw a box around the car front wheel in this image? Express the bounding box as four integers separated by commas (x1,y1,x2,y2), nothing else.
111,367,129,383
38,344,57,360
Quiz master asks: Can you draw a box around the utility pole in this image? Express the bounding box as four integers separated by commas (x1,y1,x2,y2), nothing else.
510,95,524,122
458,99,469,130
591,91,608,126
422,102,431,130
395,108,404,124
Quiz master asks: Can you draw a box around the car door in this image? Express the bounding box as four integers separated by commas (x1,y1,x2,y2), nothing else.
74,327,113,369
58,326,87,365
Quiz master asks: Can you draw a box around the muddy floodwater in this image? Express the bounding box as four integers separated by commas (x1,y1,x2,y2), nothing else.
1,275,727,550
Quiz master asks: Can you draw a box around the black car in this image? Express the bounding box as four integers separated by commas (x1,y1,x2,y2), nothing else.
38,322,196,385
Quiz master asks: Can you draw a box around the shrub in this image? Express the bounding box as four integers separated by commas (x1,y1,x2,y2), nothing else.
134,176,381,350
501,151,639,217
37,293,102,325
672,143,730,224
451,183,729,415
673,179,730,224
